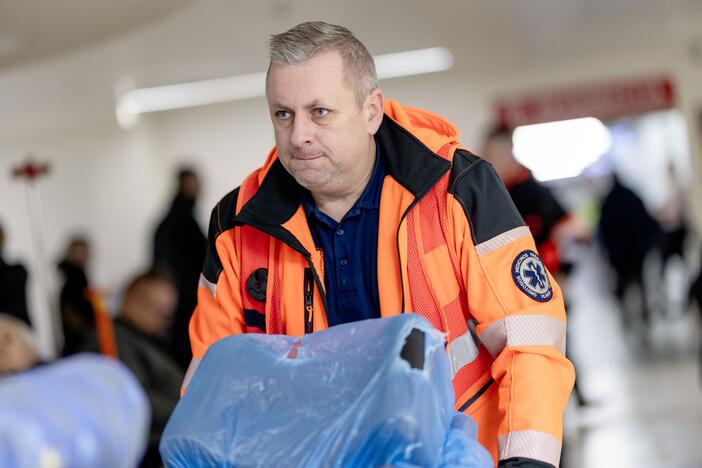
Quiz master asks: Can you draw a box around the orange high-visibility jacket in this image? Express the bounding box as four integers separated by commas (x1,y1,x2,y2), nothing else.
188,100,574,467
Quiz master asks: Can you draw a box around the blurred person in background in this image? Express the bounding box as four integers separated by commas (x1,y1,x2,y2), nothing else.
153,167,206,370
598,173,660,325
0,223,31,326
188,22,573,468
688,244,702,381
481,125,588,275
86,270,183,467
653,163,689,310
58,236,95,356
692,263,702,311
482,124,590,411
0,313,38,376
692,258,702,382
656,164,688,263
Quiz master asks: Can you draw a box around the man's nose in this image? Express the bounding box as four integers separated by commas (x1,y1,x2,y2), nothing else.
290,114,313,147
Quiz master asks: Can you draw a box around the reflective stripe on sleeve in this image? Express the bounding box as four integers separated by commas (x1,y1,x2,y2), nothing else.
198,274,217,297
499,430,561,467
475,226,531,257
479,314,566,357
447,331,480,378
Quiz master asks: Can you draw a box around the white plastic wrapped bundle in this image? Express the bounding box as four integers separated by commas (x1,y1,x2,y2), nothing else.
0,354,150,468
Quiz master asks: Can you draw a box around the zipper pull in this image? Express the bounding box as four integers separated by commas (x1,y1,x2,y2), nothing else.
304,268,314,334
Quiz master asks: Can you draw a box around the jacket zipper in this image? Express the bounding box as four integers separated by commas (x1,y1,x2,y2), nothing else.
304,267,314,334
396,200,421,313
458,378,495,412
234,212,329,322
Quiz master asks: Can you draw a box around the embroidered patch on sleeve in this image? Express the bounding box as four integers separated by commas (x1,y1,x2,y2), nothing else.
511,250,553,302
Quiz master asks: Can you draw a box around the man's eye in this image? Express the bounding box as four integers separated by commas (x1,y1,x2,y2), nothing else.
276,110,291,119
313,108,329,117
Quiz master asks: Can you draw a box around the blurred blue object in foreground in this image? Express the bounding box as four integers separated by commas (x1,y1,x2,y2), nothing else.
0,354,150,468
161,314,492,467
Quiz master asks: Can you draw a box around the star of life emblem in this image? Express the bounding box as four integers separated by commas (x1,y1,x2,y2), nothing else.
511,250,553,302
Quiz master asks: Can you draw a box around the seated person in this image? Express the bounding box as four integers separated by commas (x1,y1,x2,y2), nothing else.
85,271,184,468
0,224,31,326
0,313,38,376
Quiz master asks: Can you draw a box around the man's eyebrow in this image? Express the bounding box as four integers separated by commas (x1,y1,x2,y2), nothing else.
270,101,291,110
306,99,328,108
270,99,330,110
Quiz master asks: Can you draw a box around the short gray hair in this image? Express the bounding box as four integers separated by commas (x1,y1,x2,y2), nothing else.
267,22,378,107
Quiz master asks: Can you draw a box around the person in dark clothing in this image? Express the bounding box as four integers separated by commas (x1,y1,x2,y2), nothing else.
691,250,702,316
656,164,688,265
652,163,689,313
482,125,575,273
58,237,95,356
86,270,183,468
153,168,207,370
482,125,590,416
687,248,702,383
598,173,660,324
0,224,30,326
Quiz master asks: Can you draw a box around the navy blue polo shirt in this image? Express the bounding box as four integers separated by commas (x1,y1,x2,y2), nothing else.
301,148,384,327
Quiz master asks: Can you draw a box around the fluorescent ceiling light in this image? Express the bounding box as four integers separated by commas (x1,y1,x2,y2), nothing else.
115,47,453,128
512,117,612,182
374,47,453,80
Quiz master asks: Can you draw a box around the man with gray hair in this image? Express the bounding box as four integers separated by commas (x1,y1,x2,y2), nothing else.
189,22,573,467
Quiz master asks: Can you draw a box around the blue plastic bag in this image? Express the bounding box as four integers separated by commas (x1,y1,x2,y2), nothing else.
0,354,150,468
161,314,492,467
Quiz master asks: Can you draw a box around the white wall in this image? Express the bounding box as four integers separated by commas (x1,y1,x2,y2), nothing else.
2,0,702,356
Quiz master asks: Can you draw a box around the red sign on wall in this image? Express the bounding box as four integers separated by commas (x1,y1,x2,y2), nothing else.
496,76,675,128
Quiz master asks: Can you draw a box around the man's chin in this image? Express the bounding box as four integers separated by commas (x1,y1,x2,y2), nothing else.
293,172,331,192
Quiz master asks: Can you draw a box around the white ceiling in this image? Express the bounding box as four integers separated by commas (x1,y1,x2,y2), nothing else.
0,0,700,74
0,0,190,69
1,0,701,141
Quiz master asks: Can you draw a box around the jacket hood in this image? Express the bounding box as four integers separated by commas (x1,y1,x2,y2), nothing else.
382,99,459,153
255,99,459,184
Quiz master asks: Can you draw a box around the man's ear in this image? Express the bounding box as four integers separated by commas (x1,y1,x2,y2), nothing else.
365,88,384,135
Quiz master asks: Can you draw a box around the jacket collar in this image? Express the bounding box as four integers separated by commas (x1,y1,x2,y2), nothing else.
376,113,451,198
233,114,451,233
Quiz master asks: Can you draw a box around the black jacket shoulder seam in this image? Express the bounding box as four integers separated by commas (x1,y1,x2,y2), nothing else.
213,187,241,237
449,152,485,194
450,191,478,245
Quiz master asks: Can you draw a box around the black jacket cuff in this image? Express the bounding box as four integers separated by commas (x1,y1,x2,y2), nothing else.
498,457,556,468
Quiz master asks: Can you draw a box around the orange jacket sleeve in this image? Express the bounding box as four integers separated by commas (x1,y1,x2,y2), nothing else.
448,154,575,466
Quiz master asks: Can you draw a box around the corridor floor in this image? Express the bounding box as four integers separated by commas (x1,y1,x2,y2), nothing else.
562,248,702,468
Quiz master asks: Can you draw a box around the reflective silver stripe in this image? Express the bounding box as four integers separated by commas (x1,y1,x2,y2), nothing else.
447,331,480,377
479,314,566,357
182,357,201,392
198,274,216,296
475,226,531,257
499,430,561,467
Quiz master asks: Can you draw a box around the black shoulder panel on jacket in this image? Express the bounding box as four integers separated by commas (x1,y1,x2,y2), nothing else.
448,149,525,245
202,187,240,284
498,457,556,468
